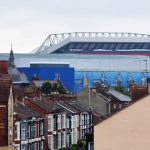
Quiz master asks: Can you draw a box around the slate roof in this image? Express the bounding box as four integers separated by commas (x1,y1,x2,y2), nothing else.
67,100,90,112
42,99,63,113
8,66,29,84
26,98,53,113
57,101,79,114
99,89,131,102
14,101,40,119
108,89,131,102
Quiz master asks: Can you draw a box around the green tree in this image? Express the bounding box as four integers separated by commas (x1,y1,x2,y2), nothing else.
51,83,59,92
58,86,66,94
114,85,125,93
70,144,78,150
41,82,52,95
77,140,86,150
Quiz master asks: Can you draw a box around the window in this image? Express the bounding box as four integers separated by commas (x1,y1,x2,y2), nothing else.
74,116,77,128
40,141,44,150
40,121,44,136
31,124,34,138
15,145,20,150
27,124,30,138
61,132,66,147
33,124,37,137
81,115,84,126
66,134,71,147
67,116,71,129
34,143,37,150
14,124,18,139
71,116,74,128
21,122,27,140
113,104,117,109
48,117,53,131
119,104,122,109
28,144,31,150
48,135,54,149
61,115,65,128
57,115,61,129
58,133,61,148
76,115,79,127
21,144,28,150
87,114,90,125
73,132,77,144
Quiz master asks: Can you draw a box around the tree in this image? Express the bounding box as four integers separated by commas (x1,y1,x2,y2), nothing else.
77,140,86,150
57,86,66,94
41,82,52,95
70,144,78,150
51,83,59,92
114,85,125,93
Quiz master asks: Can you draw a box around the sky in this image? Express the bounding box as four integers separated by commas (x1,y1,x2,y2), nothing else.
0,0,150,53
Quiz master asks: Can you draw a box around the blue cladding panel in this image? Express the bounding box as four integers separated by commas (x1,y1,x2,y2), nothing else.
18,67,149,93
18,67,74,93
74,71,149,92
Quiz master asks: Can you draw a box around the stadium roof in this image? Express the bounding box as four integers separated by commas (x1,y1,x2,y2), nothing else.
35,32,150,54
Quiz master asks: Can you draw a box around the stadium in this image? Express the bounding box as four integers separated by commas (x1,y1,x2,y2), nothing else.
2,32,150,93
35,32,150,55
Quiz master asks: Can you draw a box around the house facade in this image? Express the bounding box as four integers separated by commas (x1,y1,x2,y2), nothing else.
14,101,45,150
0,79,14,146
22,97,92,150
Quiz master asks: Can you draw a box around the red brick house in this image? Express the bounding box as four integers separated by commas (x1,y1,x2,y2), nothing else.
14,101,45,150
0,79,14,146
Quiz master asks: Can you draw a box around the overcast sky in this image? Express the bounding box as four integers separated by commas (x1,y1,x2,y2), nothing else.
0,0,150,53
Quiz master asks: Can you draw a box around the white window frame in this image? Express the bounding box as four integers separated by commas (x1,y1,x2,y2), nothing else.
14,144,20,150
48,135,54,150
57,115,61,130
48,115,53,131
15,122,20,140
40,121,44,135
21,144,28,150
27,123,30,139
66,134,71,147
58,133,61,149
21,122,27,140
67,117,70,128
71,116,74,128
34,143,37,150
61,114,66,129
61,132,66,147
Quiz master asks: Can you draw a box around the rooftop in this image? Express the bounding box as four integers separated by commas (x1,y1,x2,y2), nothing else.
14,101,40,119
108,89,131,102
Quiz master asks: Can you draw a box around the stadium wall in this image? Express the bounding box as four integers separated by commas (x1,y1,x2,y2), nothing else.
18,67,74,93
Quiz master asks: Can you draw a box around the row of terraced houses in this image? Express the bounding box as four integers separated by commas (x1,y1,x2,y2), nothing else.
14,95,93,150
0,78,93,150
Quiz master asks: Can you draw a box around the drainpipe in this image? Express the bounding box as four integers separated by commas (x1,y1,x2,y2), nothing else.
108,97,111,116
88,87,91,109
